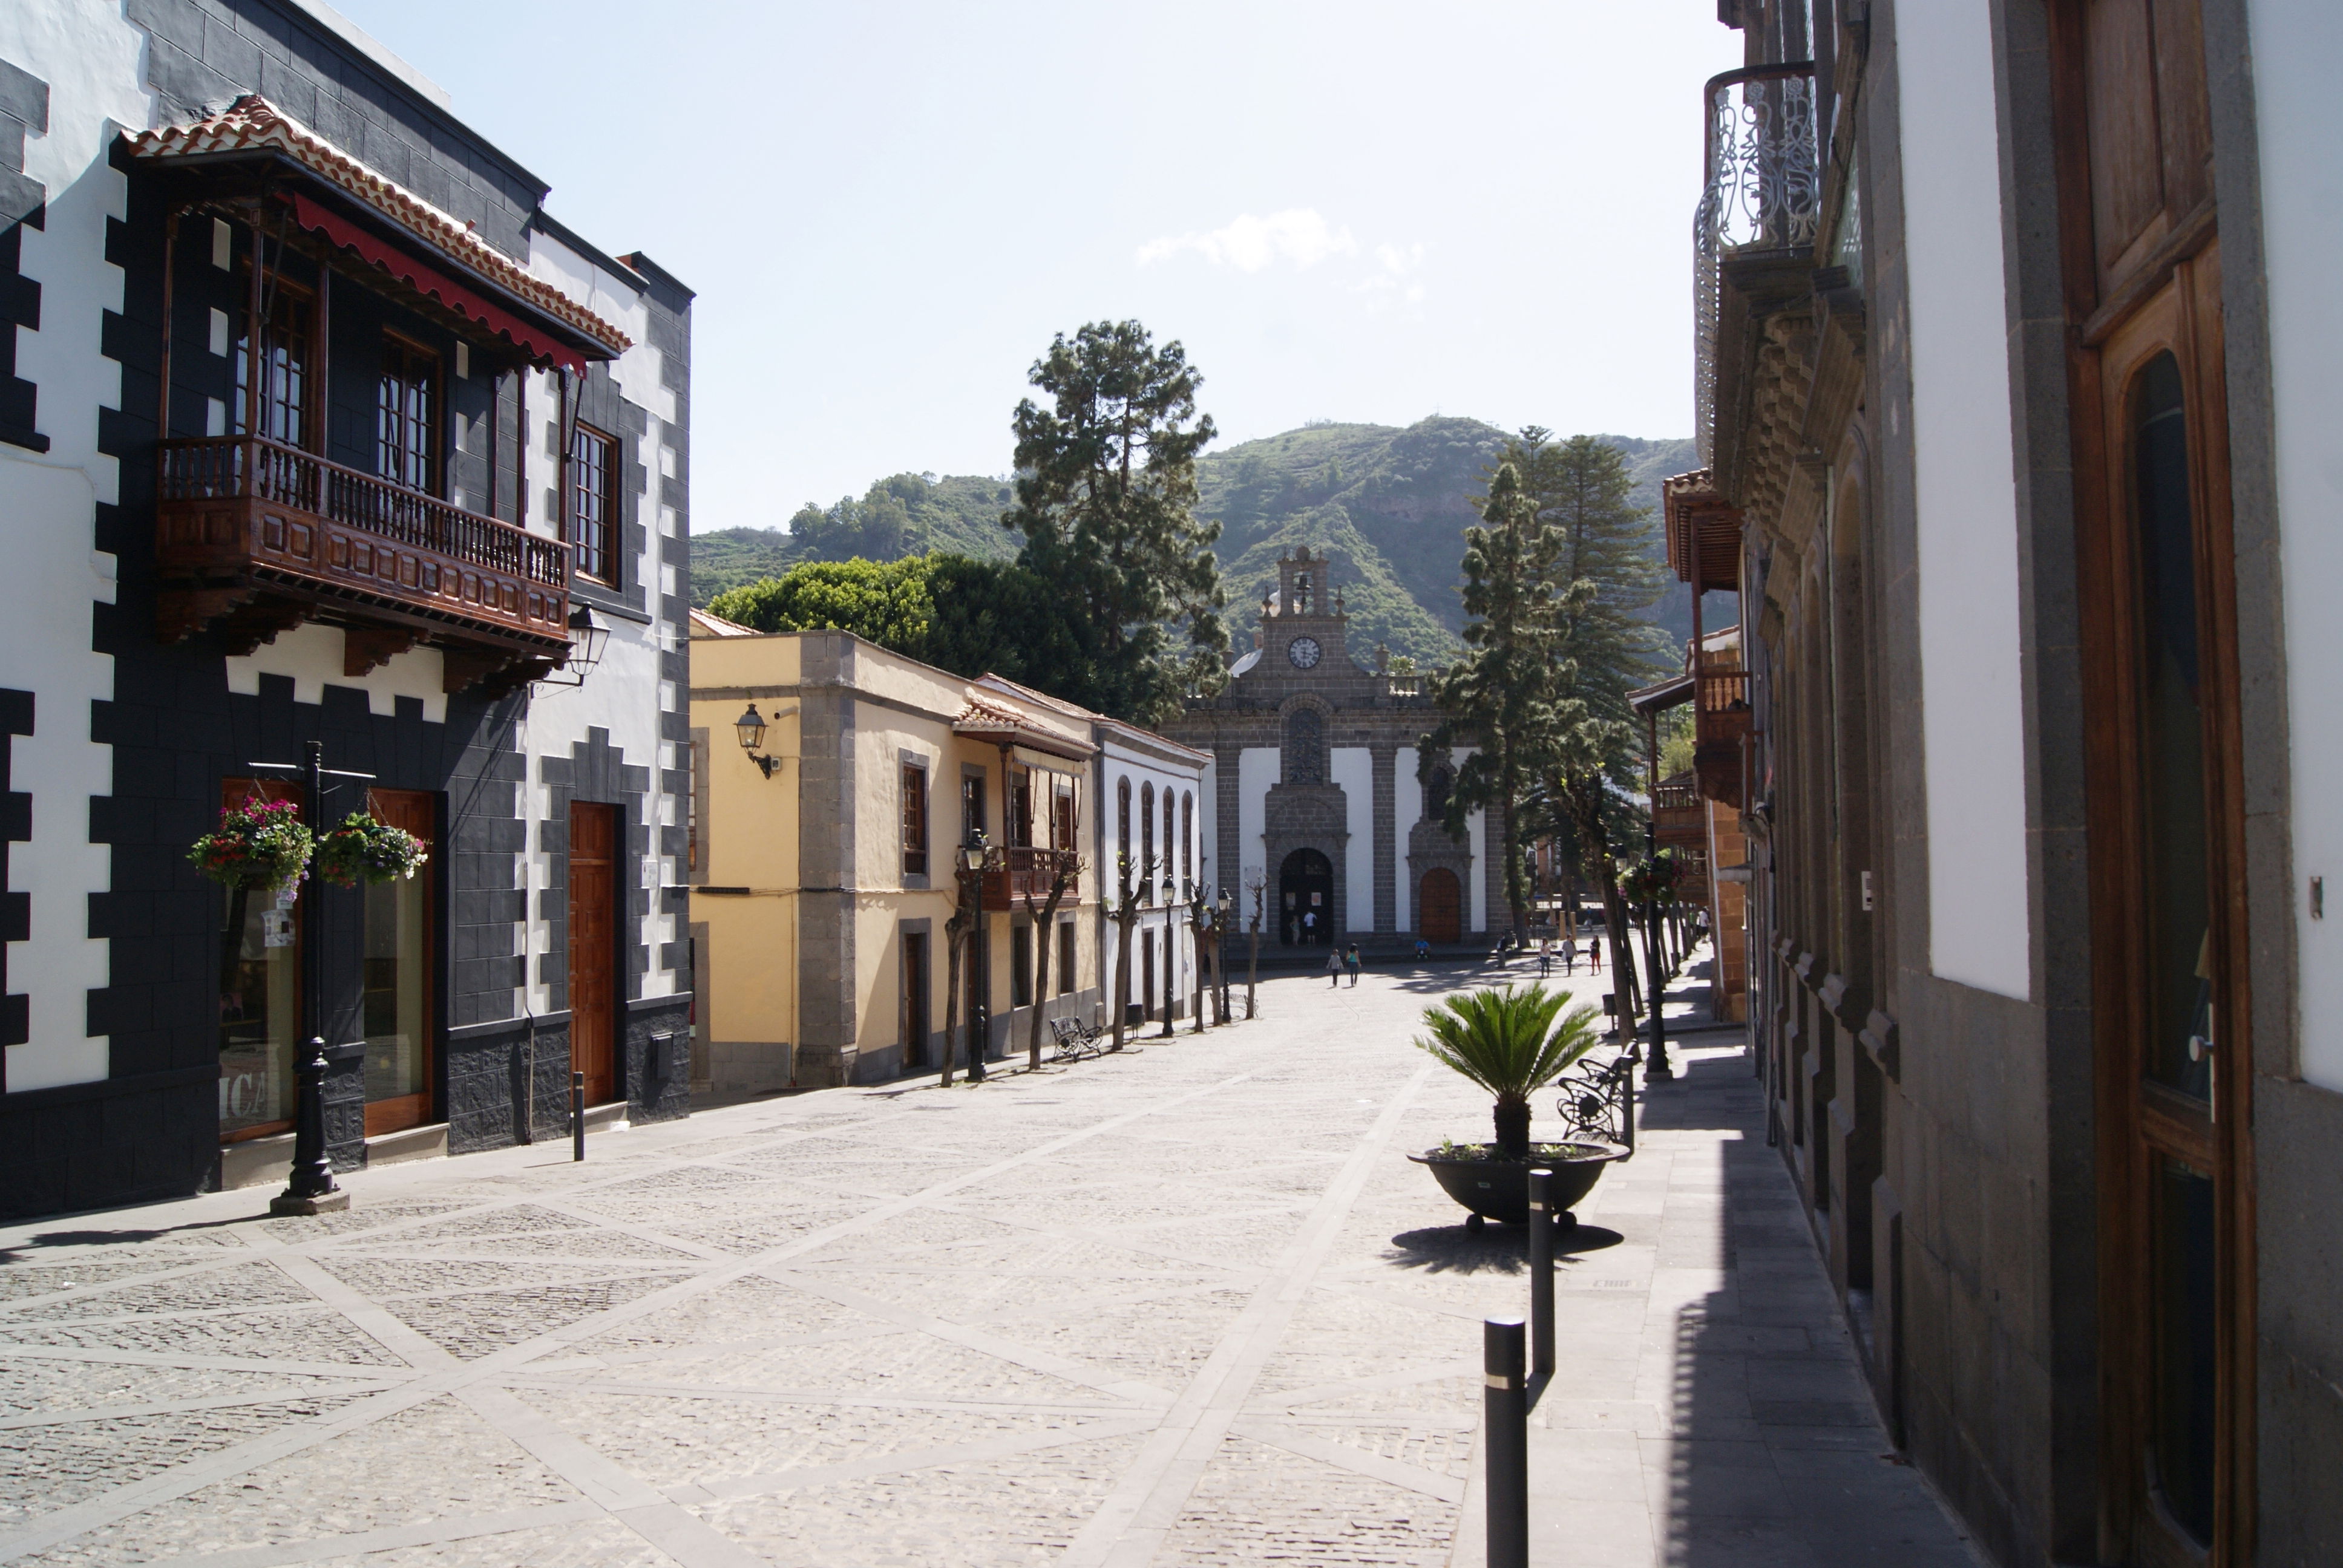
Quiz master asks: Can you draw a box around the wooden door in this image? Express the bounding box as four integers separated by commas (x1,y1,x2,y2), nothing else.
359,788,436,1135
1420,869,1461,944
569,802,619,1106
2054,2,2250,1558
903,932,930,1068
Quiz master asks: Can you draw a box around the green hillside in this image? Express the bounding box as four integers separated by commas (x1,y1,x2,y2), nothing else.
688,420,1721,666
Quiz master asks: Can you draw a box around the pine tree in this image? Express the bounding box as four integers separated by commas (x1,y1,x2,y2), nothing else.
1510,431,1669,1018
1417,462,1558,940
1006,321,1229,725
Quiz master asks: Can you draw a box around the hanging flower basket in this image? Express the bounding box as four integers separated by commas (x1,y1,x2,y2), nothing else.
1617,851,1680,906
188,798,315,891
314,812,428,887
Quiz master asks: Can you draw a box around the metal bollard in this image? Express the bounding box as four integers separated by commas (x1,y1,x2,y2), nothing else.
572,1071,586,1163
1484,1316,1528,1568
1527,1168,1555,1377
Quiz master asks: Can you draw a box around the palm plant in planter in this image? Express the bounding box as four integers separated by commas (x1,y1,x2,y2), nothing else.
1409,984,1629,1228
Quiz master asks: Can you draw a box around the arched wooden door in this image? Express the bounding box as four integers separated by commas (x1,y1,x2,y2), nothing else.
1418,869,1461,945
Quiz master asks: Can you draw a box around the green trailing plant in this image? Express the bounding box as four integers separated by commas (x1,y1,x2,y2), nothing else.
313,813,428,887
1414,984,1604,1158
1617,851,1680,907
188,797,313,891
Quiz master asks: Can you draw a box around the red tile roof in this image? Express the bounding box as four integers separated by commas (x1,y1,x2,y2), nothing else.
123,95,631,358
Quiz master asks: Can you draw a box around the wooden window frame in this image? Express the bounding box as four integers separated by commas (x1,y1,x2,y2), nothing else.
901,761,929,880
376,329,442,495
569,420,620,586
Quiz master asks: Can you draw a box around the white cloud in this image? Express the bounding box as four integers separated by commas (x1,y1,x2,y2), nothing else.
1136,209,1358,272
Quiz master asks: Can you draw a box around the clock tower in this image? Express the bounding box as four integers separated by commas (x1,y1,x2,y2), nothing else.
1161,546,1495,953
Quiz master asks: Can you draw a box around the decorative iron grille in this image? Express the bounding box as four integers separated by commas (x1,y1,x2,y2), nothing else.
1694,62,1820,468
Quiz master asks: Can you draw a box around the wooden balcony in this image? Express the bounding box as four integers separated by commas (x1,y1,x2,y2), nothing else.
981,846,1078,911
1654,774,1708,850
156,436,572,690
1694,664,1752,810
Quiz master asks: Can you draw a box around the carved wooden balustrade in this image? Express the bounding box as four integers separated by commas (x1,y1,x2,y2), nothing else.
156,434,571,688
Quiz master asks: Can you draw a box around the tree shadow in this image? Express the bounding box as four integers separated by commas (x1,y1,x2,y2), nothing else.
1380,1221,1626,1276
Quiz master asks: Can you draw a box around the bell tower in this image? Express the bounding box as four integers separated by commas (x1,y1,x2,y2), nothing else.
1270,546,1345,624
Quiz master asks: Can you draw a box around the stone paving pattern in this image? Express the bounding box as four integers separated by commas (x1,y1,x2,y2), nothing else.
0,955,1984,1566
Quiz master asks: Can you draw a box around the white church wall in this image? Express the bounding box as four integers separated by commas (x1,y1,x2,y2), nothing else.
1331,748,1373,931
1237,747,1276,890
1393,753,1422,932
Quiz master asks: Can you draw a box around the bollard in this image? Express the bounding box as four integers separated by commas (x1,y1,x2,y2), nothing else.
572,1071,586,1163
1484,1316,1528,1568
1527,1168,1555,1377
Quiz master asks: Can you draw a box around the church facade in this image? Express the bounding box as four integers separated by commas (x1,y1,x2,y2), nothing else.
1165,549,1495,949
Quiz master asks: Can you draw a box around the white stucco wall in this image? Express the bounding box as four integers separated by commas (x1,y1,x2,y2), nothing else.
1331,747,1373,930
1393,753,1423,932
1237,747,1276,895
2247,0,2343,1088
0,0,151,1089
1898,0,2033,1002
1198,756,1217,889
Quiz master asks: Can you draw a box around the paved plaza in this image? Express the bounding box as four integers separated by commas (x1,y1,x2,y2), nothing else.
0,958,1982,1567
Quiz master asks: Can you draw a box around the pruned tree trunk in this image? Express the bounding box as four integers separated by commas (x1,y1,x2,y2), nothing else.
940,924,964,1087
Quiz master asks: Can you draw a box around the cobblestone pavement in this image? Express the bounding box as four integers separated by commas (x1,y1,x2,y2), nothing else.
0,955,1982,1566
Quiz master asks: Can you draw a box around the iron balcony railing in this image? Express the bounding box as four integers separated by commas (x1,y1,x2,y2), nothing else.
1694,62,1821,468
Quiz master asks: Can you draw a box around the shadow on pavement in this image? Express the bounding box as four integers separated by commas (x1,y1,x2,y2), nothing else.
1380,1221,1627,1278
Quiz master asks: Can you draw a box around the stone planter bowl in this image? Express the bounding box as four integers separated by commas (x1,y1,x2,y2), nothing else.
1409,1140,1630,1229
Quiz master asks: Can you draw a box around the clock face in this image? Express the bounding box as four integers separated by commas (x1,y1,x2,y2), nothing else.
1287,636,1323,670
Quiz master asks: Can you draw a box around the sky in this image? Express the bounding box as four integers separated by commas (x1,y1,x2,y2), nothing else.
327,1,1746,534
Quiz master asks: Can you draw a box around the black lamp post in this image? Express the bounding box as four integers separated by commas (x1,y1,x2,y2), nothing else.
247,739,374,1216
1640,821,1674,1083
959,837,989,1082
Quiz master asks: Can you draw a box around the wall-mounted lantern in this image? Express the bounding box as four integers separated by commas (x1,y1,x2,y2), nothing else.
735,703,780,778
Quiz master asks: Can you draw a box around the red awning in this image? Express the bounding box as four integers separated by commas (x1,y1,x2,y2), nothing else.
287,192,594,374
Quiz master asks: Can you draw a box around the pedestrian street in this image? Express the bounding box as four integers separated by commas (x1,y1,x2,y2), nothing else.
0,958,1977,1566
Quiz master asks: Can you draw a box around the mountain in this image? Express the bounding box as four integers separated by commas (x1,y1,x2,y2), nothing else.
687,419,1722,665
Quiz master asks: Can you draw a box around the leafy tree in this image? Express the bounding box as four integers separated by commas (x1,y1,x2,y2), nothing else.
707,558,934,648
1006,321,1228,725
1417,462,1559,941
706,554,1123,714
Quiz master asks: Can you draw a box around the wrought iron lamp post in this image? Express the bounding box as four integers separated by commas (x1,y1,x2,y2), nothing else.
1640,823,1674,1083
247,740,375,1215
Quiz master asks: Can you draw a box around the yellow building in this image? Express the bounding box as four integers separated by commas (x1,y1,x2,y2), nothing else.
685,617,1101,1088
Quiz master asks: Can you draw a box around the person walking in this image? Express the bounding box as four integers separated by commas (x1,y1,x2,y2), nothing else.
1562,939,1576,976
1590,935,1604,974
1536,940,1552,979
1302,909,1317,945
1344,942,1362,987
1325,949,1342,988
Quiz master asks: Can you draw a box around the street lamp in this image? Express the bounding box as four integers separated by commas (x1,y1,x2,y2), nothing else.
1640,822,1674,1084
959,838,990,1081
735,704,781,778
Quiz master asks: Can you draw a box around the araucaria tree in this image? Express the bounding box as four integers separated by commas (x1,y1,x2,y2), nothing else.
1513,431,1667,1013
1006,321,1229,727
1418,462,1559,941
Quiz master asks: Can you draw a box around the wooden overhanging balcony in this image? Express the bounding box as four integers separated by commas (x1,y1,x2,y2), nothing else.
1662,470,1752,812
157,436,572,690
124,94,635,694
982,845,1078,911
1653,773,1708,850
